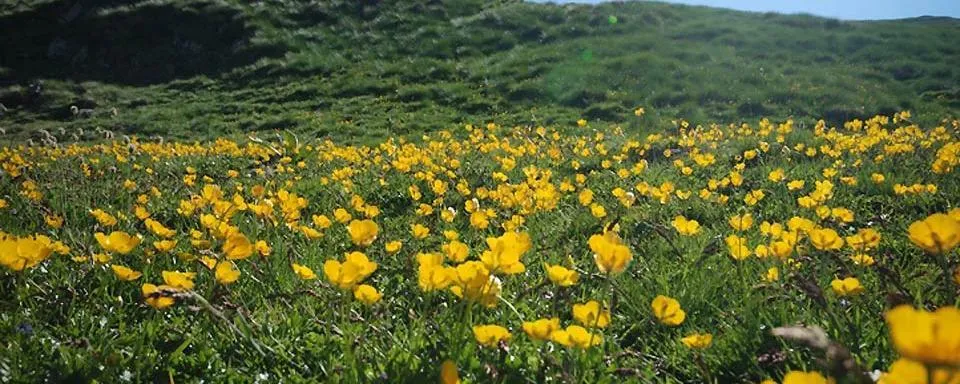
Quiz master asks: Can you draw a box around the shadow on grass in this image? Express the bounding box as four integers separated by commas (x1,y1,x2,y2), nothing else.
0,0,285,88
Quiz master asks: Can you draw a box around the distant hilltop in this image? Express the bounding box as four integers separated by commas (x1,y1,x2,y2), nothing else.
1,0,958,142
895,15,960,23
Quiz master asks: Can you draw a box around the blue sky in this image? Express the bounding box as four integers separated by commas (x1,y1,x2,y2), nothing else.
531,0,960,20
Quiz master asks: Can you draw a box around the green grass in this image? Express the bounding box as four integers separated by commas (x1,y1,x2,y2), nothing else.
1,1,960,382
1,119,958,382
1,0,959,143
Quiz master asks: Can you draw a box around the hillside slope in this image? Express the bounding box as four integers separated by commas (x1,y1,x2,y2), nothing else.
1,0,958,142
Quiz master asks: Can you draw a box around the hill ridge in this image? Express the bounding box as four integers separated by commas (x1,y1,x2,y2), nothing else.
0,0,957,142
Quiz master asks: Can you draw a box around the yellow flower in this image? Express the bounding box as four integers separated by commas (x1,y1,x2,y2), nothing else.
754,244,771,258
871,173,885,184
857,228,881,248
464,208,487,228
846,228,881,251
808,228,844,250
440,360,460,384
768,168,786,182
94,231,141,254
850,253,875,266
782,371,833,384
141,283,175,310
215,261,241,285
144,218,176,238
725,234,751,261
830,208,854,223
162,270,196,290
908,213,960,254
450,261,500,308
815,206,831,220
578,189,594,206
353,284,382,305
333,208,352,224
949,208,960,222
651,295,685,326
765,267,780,282
51,240,69,255
787,217,816,233
728,214,754,231
110,265,142,281
522,317,561,341
385,240,403,254
347,219,379,247
411,223,430,239
572,300,611,329
0,235,55,271
440,207,457,223
90,209,118,227
133,205,151,220
473,324,511,348
292,263,317,280
299,225,323,239
200,184,223,203
590,203,606,218
672,215,701,236
545,264,579,287
770,236,800,260
255,240,271,257
589,231,632,275
787,179,806,191
681,333,713,349
480,231,530,275
416,203,433,216
153,239,177,253
576,118,587,127
744,189,765,206
760,222,785,238
44,214,64,229
93,253,112,264
222,233,253,260
550,325,602,349
441,241,468,263
199,256,218,270
417,263,455,292
878,358,960,384
323,252,377,290
417,252,444,267
443,230,459,241
312,214,332,229
830,277,864,296
885,305,960,366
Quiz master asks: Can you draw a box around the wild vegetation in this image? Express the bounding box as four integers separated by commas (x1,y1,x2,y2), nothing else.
2,113,960,382
1,1,960,383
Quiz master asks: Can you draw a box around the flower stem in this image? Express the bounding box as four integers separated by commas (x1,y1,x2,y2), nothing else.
932,253,957,305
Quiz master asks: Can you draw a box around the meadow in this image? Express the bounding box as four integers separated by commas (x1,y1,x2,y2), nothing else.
3,0,960,143
1,112,959,382
2,0,960,383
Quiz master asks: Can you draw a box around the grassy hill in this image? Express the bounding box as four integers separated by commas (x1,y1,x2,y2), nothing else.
3,2,960,382
1,0,959,143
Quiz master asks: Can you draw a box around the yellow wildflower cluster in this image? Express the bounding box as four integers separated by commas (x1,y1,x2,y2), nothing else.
0,112,958,381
